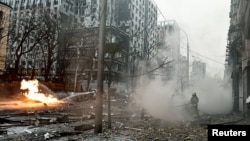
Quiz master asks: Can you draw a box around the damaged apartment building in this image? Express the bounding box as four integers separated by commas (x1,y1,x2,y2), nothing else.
157,20,189,91
0,0,158,92
225,0,250,115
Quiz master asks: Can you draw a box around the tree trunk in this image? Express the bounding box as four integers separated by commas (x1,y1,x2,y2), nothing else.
86,59,93,91
31,68,35,80
44,61,52,81
13,56,21,81
86,71,91,91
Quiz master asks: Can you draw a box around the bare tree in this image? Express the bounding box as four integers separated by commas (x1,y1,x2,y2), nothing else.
103,42,124,128
8,9,46,80
57,30,79,83
39,10,60,81
56,27,98,92
79,46,96,92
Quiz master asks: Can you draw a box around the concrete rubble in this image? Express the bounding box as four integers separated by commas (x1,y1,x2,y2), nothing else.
0,83,247,141
0,93,247,141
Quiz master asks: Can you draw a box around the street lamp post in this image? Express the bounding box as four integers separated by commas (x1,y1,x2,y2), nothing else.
187,38,189,82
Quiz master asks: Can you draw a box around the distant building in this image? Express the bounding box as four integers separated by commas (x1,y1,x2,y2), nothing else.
156,20,191,91
157,21,180,60
191,60,206,81
157,20,182,80
0,2,11,75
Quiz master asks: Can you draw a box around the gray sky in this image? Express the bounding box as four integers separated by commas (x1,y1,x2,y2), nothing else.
153,0,230,79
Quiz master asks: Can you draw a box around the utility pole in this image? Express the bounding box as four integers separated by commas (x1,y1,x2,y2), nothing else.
94,0,107,133
187,40,189,82
181,29,189,83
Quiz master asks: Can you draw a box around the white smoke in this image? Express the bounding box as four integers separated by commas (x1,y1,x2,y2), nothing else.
186,77,233,115
133,76,190,121
133,74,233,121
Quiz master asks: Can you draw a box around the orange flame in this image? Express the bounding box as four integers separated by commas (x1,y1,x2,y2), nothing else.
20,79,58,103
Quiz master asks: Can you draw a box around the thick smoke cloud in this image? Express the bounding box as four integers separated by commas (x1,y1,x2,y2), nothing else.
133,72,233,121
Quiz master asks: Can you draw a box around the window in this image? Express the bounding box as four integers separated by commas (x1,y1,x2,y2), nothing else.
75,9,78,15
14,0,19,10
54,0,58,5
46,0,51,7
54,7,58,12
27,0,31,6
70,4,73,12
80,17,84,22
21,61,26,66
118,64,122,71
20,0,25,10
92,7,96,13
66,5,69,12
81,8,85,15
0,11,3,25
82,0,86,6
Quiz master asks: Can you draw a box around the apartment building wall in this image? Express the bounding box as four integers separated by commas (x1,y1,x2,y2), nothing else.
241,0,250,115
0,2,11,74
129,0,157,59
157,21,181,81
191,60,206,81
0,0,79,78
226,0,250,114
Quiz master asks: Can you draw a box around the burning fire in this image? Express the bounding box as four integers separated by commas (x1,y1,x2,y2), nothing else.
21,79,58,103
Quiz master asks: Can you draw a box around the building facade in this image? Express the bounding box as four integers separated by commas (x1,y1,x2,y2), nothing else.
191,60,206,81
157,21,188,86
129,0,158,59
157,21,181,80
225,0,250,115
156,20,189,91
0,2,11,75
0,0,79,79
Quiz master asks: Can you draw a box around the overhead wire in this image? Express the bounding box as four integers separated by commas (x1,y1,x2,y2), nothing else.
180,46,225,65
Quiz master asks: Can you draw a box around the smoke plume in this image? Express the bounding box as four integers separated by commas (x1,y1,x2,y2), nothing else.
133,74,233,121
